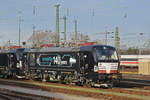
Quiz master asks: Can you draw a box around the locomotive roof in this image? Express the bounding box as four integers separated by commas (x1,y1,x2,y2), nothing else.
9,48,31,53
28,45,115,53
0,50,9,53
80,45,116,52
0,48,31,54
29,47,80,53
0,45,115,54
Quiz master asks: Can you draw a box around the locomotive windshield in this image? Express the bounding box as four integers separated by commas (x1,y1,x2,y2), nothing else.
95,47,118,61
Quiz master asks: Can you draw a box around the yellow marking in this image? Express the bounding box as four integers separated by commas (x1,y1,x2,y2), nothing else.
65,72,71,74
120,72,138,74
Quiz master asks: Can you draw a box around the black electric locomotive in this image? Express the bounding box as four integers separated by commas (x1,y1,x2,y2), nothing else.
0,45,121,87
0,48,30,78
24,45,121,87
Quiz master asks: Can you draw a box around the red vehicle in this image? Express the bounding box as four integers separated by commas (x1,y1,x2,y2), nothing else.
76,41,97,46
9,46,22,49
40,44,54,48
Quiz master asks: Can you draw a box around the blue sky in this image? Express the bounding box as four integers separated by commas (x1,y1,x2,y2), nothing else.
0,0,150,48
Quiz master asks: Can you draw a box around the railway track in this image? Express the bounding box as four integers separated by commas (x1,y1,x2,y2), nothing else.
0,88,56,100
0,79,101,100
121,79,150,87
0,78,150,100
119,74,150,88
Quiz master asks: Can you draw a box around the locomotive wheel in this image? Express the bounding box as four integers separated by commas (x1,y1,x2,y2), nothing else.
12,72,16,79
42,74,47,82
61,76,72,84
4,74,8,79
64,78,71,84
76,82,84,86
25,73,30,80
85,82,91,87
84,79,92,87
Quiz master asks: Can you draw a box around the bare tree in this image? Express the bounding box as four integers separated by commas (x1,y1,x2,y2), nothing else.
27,30,56,47
69,32,90,43
144,39,150,49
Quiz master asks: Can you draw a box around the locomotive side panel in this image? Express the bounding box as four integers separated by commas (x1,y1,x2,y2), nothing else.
26,51,82,83
28,52,79,70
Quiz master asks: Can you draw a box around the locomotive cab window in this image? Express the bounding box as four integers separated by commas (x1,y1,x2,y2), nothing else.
94,47,118,61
